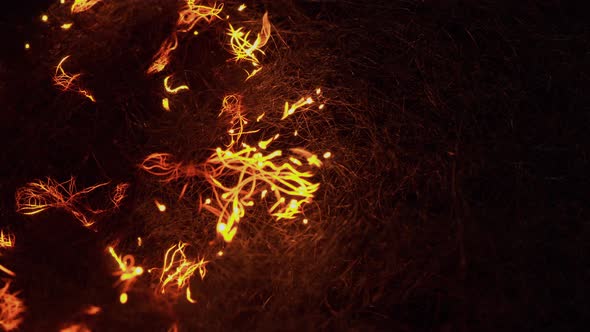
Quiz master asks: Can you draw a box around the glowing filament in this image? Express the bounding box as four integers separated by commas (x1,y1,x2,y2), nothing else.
155,200,167,212
282,96,313,120
227,12,271,78
71,0,102,14
61,23,73,30
163,75,189,94
15,176,111,227
147,34,178,74
53,56,95,102
156,242,207,302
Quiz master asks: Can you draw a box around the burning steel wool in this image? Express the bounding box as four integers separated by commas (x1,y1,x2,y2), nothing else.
10,0,331,329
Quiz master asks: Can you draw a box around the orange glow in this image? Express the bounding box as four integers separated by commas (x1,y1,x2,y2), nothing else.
61,23,73,30
323,151,332,159
0,281,24,332
147,34,178,74
227,12,271,78
108,246,144,304
163,75,189,94
0,231,15,249
24,43,30,50
154,200,167,212
155,242,207,302
71,0,102,14
15,176,111,227
41,14,48,22
177,2,223,33
83,305,101,315
238,4,246,11
137,237,142,247
53,56,95,102
302,218,308,225
60,323,91,332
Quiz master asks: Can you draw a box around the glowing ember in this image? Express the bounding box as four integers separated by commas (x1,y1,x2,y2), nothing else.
61,23,73,30
162,97,171,111
24,43,30,50
83,305,101,315
282,96,314,120
0,281,24,332
154,200,167,212
108,246,144,304
71,0,102,14
153,242,207,302
15,177,113,227
238,4,247,11
41,14,48,22
53,56,95,102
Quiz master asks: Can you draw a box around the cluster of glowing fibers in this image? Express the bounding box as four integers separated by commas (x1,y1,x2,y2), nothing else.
219,94,257,148
147,34,178,75
177,2,223,33
15,176,112,227
282,97,314,120
140,153,197,183
202,143,321,242
227,12,271,78
0,231,15,249
154,242,207,303
53,56,95,102
110,183,130,209
71,0,102,14
0,281,24,332
108,246,144,304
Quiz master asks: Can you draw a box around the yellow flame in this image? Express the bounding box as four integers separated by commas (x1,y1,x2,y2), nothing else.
156,242,207,302
0,281,24,331
15,176,111,227
71,0,102,14
53,56,95,102
163,75,189,94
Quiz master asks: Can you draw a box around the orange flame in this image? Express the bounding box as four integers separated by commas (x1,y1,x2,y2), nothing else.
53,56,95,102
0,281,24,332
71,0,102,14
154,242,207,302
15,177,111,227
108,246,144,304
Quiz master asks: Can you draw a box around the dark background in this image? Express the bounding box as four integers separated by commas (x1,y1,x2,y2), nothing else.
0,0,588,331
